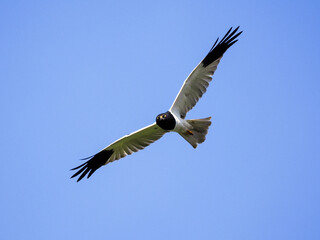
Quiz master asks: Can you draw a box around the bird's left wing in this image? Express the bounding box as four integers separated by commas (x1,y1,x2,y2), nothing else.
71,123,167,181
170,27,242,119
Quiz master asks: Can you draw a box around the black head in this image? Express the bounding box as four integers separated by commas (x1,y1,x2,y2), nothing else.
156,111,176,130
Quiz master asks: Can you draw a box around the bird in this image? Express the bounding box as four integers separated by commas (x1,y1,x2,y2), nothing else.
71,26,242,182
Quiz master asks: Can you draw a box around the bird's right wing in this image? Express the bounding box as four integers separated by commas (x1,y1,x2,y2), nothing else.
71,123,167,181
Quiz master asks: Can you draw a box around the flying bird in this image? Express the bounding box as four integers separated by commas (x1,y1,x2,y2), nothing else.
71,27,242,182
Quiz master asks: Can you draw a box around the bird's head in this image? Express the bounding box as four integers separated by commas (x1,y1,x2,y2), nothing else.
156,111,176,130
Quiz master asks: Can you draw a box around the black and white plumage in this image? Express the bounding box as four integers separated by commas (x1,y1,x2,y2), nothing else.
71,27,242,181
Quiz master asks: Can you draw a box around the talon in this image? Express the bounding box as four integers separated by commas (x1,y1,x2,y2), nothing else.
186,130,193,135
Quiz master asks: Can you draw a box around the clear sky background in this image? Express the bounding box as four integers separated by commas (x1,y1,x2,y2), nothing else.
1,1,319,239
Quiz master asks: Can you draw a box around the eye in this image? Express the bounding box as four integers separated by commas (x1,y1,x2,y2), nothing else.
157,116,159,119
164,115,167,117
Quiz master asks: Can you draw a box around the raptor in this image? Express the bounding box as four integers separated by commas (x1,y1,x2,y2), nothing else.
71,27,242,182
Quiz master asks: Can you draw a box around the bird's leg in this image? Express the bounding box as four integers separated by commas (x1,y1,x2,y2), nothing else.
186,130,193,135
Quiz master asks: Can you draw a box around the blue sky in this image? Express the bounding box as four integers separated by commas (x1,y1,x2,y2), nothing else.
1,0,320,239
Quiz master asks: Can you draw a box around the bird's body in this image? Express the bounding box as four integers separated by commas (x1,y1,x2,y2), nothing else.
71,27,242,181
171,113,188,133
157,110,212,149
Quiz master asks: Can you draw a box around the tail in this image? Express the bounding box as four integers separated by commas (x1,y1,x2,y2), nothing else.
179,117,212,148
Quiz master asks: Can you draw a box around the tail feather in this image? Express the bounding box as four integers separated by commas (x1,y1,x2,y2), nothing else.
179,117,212,148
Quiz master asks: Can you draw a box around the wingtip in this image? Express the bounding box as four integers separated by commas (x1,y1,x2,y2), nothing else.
201,26,242,67
70,149,114,182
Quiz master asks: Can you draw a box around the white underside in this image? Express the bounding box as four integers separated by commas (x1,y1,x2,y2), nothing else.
169,110,212,148
170,110,191,133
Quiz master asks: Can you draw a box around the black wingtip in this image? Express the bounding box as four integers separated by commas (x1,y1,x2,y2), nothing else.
70,149,114,182
201,26,242,67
